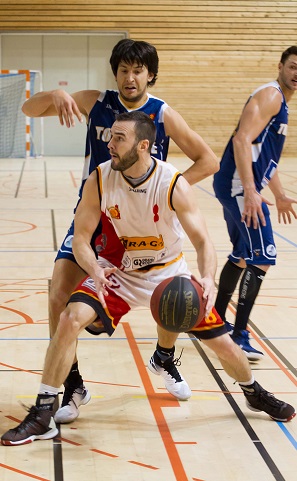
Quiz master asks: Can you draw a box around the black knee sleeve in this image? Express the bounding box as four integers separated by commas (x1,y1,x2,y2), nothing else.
215,260,244,321
238,265,266,302
234,264,266,332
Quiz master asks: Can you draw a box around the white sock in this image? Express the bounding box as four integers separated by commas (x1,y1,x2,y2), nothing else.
39,383,59,396
239,376,255,387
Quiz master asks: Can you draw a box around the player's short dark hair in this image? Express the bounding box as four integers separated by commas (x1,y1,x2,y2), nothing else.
110,39,158,87
280,46,297,64
115,111,156,150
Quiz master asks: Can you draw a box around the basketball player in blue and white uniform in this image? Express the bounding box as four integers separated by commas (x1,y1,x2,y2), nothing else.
2,111,294,446
22,39,218,423
213,46,297,361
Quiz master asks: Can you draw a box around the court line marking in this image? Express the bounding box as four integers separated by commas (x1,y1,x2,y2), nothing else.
194,182,297,248
227,304,297,385
123,321,204,481
0,361,141,388
276,422,297,449
225,304,297,451
191,338,287,481
0,462,50,481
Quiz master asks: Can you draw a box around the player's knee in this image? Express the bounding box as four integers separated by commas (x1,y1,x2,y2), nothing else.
59,307,82,337
220,336,248,366
206,333,238,360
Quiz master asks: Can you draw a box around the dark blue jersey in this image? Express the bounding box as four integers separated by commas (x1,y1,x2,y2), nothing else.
79,90,170,198
214,81,289,198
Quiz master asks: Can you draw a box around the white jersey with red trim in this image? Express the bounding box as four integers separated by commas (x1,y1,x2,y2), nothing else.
97,157,185,273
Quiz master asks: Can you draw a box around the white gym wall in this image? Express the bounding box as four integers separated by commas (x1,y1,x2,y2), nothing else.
0,32,126,156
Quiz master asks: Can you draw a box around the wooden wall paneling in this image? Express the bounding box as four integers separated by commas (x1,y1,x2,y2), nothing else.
0,0,297,156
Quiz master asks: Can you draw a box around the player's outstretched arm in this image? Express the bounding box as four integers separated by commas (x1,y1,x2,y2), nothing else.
22,89,100,127
163,106,219,184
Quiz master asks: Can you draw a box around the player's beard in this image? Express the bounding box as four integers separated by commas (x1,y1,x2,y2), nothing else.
111,143,139,172
119,86,147,105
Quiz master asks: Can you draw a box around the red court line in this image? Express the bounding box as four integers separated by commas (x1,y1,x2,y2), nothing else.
90,449,119,458
84,378,141,388
0,361,141,389
249,329,297,387
2,292,47,301
0,323,23,331
0,463,50,481
0,218,37,235
0,279,48,287
0,290,28,292
69,171,78,188
0,305,34,323
175,442,197,445
59,437,81,446
123,321,200,481
128,460,159,470
0,361,42,375
189,388,295,395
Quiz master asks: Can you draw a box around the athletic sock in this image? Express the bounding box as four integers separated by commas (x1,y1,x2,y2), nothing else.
238,376,255,388
155,343,175,363
36,384,59,411
239,377,258,395
234,265,266,334
64,361,84,388
215,260,244,322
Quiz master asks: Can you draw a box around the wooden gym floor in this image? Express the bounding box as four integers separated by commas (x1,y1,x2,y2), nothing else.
0,155,296,481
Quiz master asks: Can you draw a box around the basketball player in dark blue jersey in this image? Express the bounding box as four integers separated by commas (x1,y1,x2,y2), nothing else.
213,46,297,361
22,39,218,423
81,90,169,198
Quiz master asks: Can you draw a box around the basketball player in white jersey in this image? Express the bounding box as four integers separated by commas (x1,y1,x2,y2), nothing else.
22,40,219,423
213,46,297,360
2,111,294,446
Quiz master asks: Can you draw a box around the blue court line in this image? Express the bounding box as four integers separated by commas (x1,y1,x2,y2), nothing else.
0,336,187,342
216,249,297,252
195,184,216,197
1,336,297,341
277,422,297,449
183,247,297,253
273,230,297,248
255,337,297,340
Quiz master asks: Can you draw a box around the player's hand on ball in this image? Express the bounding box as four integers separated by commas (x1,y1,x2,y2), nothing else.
196,276,215,317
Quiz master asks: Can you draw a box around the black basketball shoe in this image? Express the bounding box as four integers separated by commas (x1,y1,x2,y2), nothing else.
1,406,58,446
241,381,296,422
